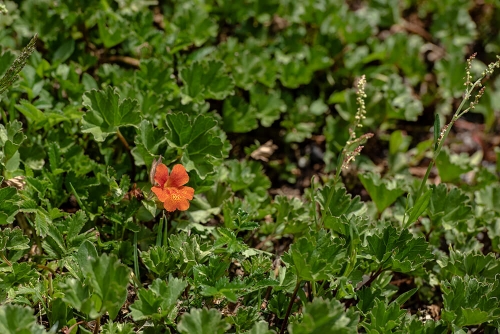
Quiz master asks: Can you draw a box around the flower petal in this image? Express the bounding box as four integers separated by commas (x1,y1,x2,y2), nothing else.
163,198,178,212
176,199,190,211
154,163,169,187
178,186,195,200
166,164,189,187
161,187,194,212
152,186,168,202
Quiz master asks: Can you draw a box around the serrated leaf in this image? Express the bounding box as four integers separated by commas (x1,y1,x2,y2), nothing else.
130,276,187,321
289,298,359,334
0,227,30,252
441,275,500,327
250,85,285,127
165,112,224,179
131,120,168,166
177,308,230,334
0,187,20,224
282,230,345,282
82,86,140,142
227,306,262,332
362,298,407,332
427,184,472,229
180,60,234,104
365,225,433,273
437,249,500,281
140,245,178,279
318,185,365,219
212,227,248,255
0,304,45,334
101,321,135,334
359,172,406,213
222,95,258,133
80,252,131,320
97,11,129,48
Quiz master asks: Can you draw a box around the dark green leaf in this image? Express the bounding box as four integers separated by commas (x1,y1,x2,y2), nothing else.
177,308,230,334
82,86,140,142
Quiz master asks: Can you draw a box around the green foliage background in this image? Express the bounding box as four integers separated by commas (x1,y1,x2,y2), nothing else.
1,0,500,333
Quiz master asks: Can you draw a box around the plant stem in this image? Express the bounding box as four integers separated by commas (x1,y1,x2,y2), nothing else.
163,211,169,246
280,280,301,334
93,316,100,334
415,78,482,201
156,216,164,247
116,129,136,181
133,231,140,284
309,175,319,229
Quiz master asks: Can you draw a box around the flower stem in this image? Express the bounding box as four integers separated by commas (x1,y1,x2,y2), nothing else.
414,77,482,201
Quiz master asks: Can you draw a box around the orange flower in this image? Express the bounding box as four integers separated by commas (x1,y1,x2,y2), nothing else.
151,163,194,212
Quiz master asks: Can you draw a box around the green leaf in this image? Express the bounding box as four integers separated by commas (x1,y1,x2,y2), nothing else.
475,184,500,214
15,100,47,128
405,188,433,228
52,39,75,65
437,249,500,281
0,187,20,224
250,85,286,127
222,96,258,133
180,60,234,104
318,185,365,221
171,5,218,48
0,304,46,334
74,246,130,320
82,86,140,142
212,227,249,255
272,195,311,234
427,184,472,229
365,225,433,273
131,120,168,166
97,11,129,48
177,308,230,334
227,306,261,332
140,245,177,279
165,112,225,179
0,227,30,253
101,321,135,334
129,276,187,322
435,147,474,183
362,298,407,332
0,262,38,289
243,321,276,334
281,230,345,282
441,275,500,327
61,278,93,317
280,59,313,89
0,120,26,169
200,276,247,302
289,298,359,334
358,172,406,213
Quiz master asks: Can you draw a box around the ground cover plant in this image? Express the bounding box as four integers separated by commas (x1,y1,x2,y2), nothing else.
1,0,500,333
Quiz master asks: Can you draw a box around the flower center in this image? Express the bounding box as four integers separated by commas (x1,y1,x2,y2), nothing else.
171,193,182,201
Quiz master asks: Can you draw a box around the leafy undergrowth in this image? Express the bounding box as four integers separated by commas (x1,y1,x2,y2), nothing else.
1,1,500,333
